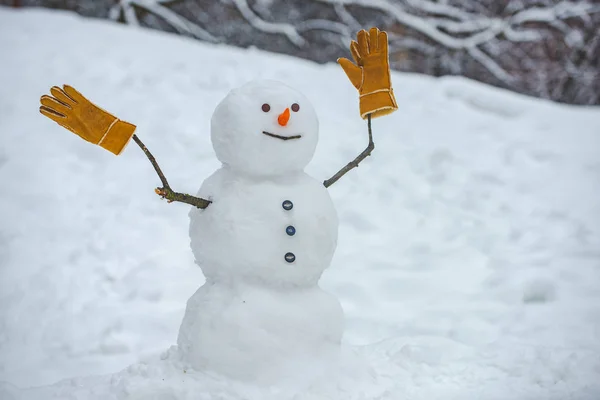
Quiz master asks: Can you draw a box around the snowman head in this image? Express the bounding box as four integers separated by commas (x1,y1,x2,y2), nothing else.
211,80,319,177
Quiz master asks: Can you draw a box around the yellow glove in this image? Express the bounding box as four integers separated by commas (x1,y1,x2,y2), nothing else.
39,85,136,155
338,27,398,119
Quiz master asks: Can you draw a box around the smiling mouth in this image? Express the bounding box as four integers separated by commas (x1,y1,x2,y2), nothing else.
262,131,302,141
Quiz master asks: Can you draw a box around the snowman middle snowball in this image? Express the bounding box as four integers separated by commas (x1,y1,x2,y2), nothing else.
189,80,339,287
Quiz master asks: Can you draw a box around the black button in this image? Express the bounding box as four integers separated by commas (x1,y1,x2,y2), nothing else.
286,226,296,236
284,252,296,263
282,200,293,210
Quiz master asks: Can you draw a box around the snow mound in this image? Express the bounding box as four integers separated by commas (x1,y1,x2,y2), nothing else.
9,339,600,400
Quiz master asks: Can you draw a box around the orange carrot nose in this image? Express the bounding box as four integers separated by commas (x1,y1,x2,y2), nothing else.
278,108,290,126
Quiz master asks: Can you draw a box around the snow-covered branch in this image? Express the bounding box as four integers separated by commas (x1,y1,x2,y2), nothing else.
313,0,597,86
467,47,514,83
333,3,361,32
102,0,598,105
296,19,351,37
510,1,598,25
231,0,306,46
111,0,216,42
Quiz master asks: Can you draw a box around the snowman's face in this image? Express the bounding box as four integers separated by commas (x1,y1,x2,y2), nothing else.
211,80,319,177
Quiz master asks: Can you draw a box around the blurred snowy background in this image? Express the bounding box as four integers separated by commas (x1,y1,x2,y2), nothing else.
0,1,600,399
2,0,600,104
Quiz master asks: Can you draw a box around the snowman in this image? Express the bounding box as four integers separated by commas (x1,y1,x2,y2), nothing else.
39,28,397,383
178,80,343,381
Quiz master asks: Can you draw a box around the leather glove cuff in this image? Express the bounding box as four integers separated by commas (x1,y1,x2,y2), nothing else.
98,119,136,155
359,88,398,119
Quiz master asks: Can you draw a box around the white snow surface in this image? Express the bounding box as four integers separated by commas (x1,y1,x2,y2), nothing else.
1,7,600,400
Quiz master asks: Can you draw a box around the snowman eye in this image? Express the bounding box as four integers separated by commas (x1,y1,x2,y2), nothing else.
291,103,300,112
262,103,271,112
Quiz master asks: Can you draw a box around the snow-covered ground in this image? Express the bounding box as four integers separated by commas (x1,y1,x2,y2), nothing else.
1,6,600,399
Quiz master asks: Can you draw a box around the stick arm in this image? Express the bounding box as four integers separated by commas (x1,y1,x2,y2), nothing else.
323,114,374,188
131,134,211,209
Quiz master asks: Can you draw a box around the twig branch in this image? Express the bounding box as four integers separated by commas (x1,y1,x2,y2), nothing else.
323,114,373,188
131,134,211,209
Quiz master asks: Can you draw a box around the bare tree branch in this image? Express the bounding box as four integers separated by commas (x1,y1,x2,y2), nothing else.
131,134,211,209
324,115,374,188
